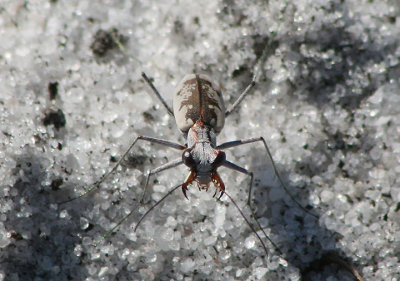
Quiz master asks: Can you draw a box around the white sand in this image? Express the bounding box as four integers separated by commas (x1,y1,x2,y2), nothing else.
1,0,399,280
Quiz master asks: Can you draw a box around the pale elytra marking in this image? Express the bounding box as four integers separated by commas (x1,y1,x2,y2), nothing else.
61,67,317,258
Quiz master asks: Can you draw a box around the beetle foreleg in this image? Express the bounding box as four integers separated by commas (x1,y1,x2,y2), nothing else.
141,158,183,203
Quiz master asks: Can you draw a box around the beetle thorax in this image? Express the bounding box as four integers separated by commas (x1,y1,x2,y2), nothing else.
184,122,219,184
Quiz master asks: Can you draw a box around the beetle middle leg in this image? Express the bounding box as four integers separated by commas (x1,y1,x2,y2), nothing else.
84,136,184,245
217,137,318,218
117,136,185,202
60,135,185,204
141,157,183,203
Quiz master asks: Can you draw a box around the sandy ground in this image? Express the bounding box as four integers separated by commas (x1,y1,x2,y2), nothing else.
1,1,400,280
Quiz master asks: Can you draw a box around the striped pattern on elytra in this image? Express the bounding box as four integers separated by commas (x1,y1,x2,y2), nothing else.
173,74,225,134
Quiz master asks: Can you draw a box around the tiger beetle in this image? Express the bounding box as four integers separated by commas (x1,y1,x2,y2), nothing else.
64,70,316,256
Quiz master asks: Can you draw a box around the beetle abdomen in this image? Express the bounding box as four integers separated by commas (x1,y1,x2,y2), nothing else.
173,74,225,134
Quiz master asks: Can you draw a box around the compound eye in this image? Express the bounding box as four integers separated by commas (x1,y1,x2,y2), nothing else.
213,151,226,168
182,149,195,168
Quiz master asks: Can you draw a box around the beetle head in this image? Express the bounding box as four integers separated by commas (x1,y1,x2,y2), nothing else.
181,148,226,199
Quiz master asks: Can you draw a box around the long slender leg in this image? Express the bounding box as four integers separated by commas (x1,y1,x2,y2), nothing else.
135,183,183,232
223,190,273,257
222,160,282,255
225,79,256,117
60,135,185,204
217,137,265,150
225,49,268,117
222,160,253,205
218,137,318,218
94,182,184,247
222,160,251,176
142,72,174,116
141,158,183,203
135,136,186,150
93,158,183,246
